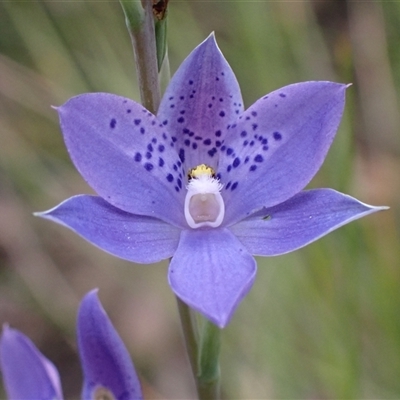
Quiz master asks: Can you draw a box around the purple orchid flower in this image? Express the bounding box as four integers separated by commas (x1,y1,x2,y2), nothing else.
0,290,142,400
36,34,384,328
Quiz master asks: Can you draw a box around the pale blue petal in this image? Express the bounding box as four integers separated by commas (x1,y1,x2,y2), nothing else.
218,82,347,225
168,228,257,328
57,93,186,227
158,33,244,171
0,326,63,400
78,290,143,400
230,189,387,256
36,195,181,264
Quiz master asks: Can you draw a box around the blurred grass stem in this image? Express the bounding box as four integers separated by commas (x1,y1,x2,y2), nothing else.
120,0,161,113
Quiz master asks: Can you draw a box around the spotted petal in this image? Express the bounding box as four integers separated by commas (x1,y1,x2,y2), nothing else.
36,195,181,264
219,81,347,225
168,228,257,328
0,326,63,400
78,290,142,400
230,189,386,256
57,93,187,227
158,33,243,171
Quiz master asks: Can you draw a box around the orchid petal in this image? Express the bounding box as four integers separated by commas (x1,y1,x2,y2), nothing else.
36,195,181,264
78,290,142,400
57,93,186,227
158,33,244,171
0,326,63,400
219,81,347,225
230,189,386,256
168,228,256,328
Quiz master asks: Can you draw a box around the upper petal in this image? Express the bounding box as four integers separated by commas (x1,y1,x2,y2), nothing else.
158,33,244,171
77,290,143,400
0,326,63,400
57,93,186,227
168,228,257,328
36,195,181,264
230,189,387,256
218,81,347,225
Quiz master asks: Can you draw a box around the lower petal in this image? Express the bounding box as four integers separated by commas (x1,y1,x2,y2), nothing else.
168,228,257,328
0,326,63,400
230,189,387,256
36,195,181,264
78,290,142,400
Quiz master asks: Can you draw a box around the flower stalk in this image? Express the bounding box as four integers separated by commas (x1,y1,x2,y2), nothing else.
119,0,161,114
176,295,221,400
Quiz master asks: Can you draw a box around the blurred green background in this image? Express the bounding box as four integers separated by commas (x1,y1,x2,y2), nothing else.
1,1,399,399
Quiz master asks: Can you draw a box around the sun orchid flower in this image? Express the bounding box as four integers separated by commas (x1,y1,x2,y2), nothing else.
0,290,142,400
36,34,385,328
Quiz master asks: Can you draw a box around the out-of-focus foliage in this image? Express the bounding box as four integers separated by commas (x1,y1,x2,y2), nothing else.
0,1,399,399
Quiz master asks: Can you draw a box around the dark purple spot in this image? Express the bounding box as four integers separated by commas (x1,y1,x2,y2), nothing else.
172,137,177,142
134,153,142,162
233,157,240,168
179,149,185,163
162,120,168,125
145,152,152,160
208,103,213,108
227,165,232,172
263,146,269,151
158,145,165,152
216,141,222,147
226,148,234,156
215,130,222,137
169,96,174,100
110,118,116,129
226,182,231,190
177,117,185,123
147,143,153,152
249,141,255,146
180,96,184,100
190,95,194,99
162,133,167,140
244,156,250,164
177,178,182,189
231,182,238,191
219,98,223,102
262,138,268,145
192,143,198,150
243,140,248,146
183,128,190,134
189,80,193,85
152,138,157,144
279,93,286,98
250,165,257,172
208,148,217,157
158,158,165,167
170,104,175,109
221,145,226,151
167,174,174,182
252,124,258,131
219,111,225,117
140,127,145,134
127,109,131,114
177,161,182,167
184,139,190,147
251,111,257,117
240,131,247,138
195,136,203,141
254,154,263,163
216,77,220,81
134,119,141,125
203,139,212,146
144,163,153,171
273,131,282,140
173,164,178,171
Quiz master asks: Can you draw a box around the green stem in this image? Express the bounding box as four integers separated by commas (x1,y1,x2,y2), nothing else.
176,296,199,381
198,320,221,399
176,296,221,400
120,0,161,114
